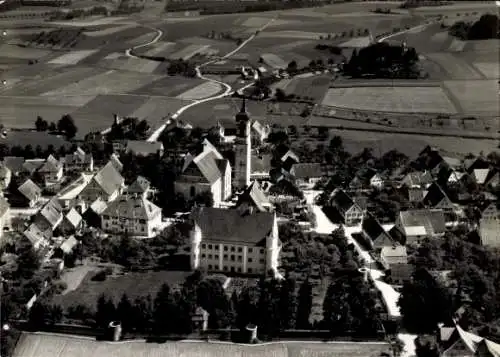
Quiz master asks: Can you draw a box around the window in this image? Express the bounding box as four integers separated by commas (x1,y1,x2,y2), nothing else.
259,259,265,264
231,247,235,252
248,248,253,253
208,254,212,259
248,268,253,273
231,267,235,272
248,258,253,263
231,255,235,261
223,266,228,271
208,244,212,249
237,267,242,273
224,246,228,251
237,256,242,262
190,186,195,197
202,254,206,258
215,255,219,260
224,254,228,260
260,248,265,254
238,247,242,253
208,265,212,269
202,244,206,249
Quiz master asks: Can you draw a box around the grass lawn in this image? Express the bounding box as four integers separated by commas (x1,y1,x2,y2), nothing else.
53,270,192,312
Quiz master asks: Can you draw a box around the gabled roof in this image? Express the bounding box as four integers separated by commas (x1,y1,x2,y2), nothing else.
251,120,270,137
88,198,108,214
201,139,223,159
442,156,461,169
39,155,62,173
93,161,124,196
126,176,151,195
64,148,92,165
181,150,223,185
477,339,500,357
402,171,433,187
126,140,163,156
465,156,489,173
290,163,323,179
329,189,355,214
281,150,299,164
192,207,275,245
408,187,425,203
251,153,272,175
18,179,41,202
38,199,63,228
236,181,271,212
59,236,78,254
103,196,161,220
381,245,407,258
423,183,450,207
362,215,394,247
65,208,82,228
23,223,50,247
398,209,446,236
473,168,490,185
22,159,44,174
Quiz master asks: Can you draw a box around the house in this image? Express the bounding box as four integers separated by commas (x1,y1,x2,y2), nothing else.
124,176,152,199
0,196,11,242
288,163,323,187
23,223,50,251
441,324,500,357
392,209,446,245
479,202,500,248
110,154,123,173
38,155,63,184
63,147,94,175
34,199,63,233
251,153,272,180
22,159,44,177
214,117,270,145
190,207,281,276
251,120,271,144
175,140,231,207
17,179,42,207
281,150,299,171
370,173,385,189
401,171,433,188
59,208,83,235
58,236,79,255
349,167,377,190
361,215,395,250
125,140,164,157
465,156,490,174
83,198,108,228
422,183,454,211
328,189,366,226
236,181,272,212
164,118,193,133
380,245,412,285
56,173,93,210
79,161,124,203
101,195,162,237
0,164,11,190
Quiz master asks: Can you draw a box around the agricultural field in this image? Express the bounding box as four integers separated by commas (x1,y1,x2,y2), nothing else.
322,86,458,114
176,81,223,100
443,79,500,115
48,50,98,65
132,76,205,97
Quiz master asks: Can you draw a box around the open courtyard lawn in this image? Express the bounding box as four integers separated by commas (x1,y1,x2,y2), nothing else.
425,52,483,80
132,76,204,97
52,270,192,311
287,74,332,103
59,265,99,295
129,97,191,127
0,96,82,129
443,79,500,115
14,333,390,357
0,44,50,59
176,81,223,100
41,70,162,96
322,86,458,114
48,50,99,65
70,94,149,137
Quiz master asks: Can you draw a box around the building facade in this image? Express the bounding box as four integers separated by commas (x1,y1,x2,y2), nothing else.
479,203,500,248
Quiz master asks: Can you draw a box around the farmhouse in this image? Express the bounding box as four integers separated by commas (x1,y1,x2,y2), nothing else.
124,176,152,199
479,202,500,248
79,161,124,203
236,181,272,212
401,171,433,188
59,208,83,235
362,215,395,250
101,195,162,238
190,206,280,276
126,140,164,157
391,209,446,245
422,183,454,211
380,245,412,285
327,189,366,226
38,155,63,185
175,140,231,207
17,179,42,208
251,153,272,180
34,199,63,233
288,163,323,187
23,223,50,251
440,324,500,357
63,147,94,175
56,173,93,210
82,198,108,228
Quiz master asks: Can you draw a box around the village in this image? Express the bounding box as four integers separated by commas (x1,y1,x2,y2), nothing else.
0,97,498,357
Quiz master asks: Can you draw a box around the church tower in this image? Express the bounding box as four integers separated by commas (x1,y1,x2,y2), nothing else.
234,98,251,190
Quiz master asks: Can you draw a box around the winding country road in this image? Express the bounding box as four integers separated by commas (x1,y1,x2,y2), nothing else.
123,17,276,142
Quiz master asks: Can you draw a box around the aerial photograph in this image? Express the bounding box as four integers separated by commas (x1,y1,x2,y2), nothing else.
0,0,498,356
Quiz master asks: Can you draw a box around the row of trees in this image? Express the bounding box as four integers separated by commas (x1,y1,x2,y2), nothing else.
35,114,78,139
448,14,499,41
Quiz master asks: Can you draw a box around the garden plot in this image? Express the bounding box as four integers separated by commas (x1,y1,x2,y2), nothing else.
176,81,222,100
169,44,210,60
142,41,176,56
260,53,287,69
340,36,371,48
322,87,458,114
473,62,499,79
426,53,483,80
0,44,49,59
430,31,448,44
444,79,499,114
42,70,162,96
48,50,98,65
83,24,134,37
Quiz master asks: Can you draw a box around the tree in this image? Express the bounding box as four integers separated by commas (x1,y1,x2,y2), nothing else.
15,247,40,279
28,300,48,328
197,278,232,328
415,335,441,357
287,60,298,72
35,116,48,131
132,295,153,332
47,304,63,325
48,122,57,132
296,279,313,329
58,114,78,139
236,285,260,329
95,294,116,328
275,88,286,102
279,276,297,330
116,293,133,332
153,283,176,333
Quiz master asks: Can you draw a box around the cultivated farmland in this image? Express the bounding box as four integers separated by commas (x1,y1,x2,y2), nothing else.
176,81,223,100
322,87,458,114
48,50,98,65
443,79,500,115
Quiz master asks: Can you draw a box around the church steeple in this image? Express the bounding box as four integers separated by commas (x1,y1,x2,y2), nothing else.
234,98,251,189
235,98,250,138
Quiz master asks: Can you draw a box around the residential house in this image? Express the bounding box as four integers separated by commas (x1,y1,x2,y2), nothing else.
59,208,83,235
349,167,377,190
124,176,152,199
34,199,63,234
472,168,499,188
56,173,93,210
63,147,94,175
0,164,11,190
101,195,162,237
22,159,45,178
23,223,50,251
465,156,490,174
79,161,124,203
370,173,385,190
440,324,500,357
479,202,500,248
164,118,193,133
175,140,231,207
38,155,63,184
190,207,281,276
401,171,433,188
236,181,273,212
281,150,299,172
58,236,79,255
214,118,270,145
380,245,412,285
0,196,11,241
392,209,446,245
82,198,108,228
110,154,123,173
288,163,323,187
328,189,366,226
251,153,272,181
422,183,454,211
17,179,42,207
361,215,395,250
125,140,164,157
251,120,271,144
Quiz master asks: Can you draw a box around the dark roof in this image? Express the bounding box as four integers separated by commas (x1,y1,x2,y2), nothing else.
399,209,446,236
423,183,450,207
290,163,323,179
39,155,62,174
93,161,124,196
328,189,354,214
192,207,275,245
103,196,161,220
22,159,44,174
126,176,151,194
236,181,271,212
362,215,385,240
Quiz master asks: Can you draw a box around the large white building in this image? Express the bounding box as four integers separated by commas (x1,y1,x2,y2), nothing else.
175,140,231,207
479,202,500,248
101,195,162,238
190,206,281,276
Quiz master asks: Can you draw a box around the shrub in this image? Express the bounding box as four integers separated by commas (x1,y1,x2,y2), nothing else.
91,268,112,282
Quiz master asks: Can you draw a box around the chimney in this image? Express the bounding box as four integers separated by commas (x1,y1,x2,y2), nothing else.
358,267,369,283
108,321,122,341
